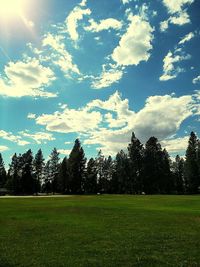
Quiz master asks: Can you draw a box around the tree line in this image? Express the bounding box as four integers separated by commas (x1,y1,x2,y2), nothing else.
0,132,200,195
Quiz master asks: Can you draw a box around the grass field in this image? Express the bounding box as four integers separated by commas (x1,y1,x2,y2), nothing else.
0,195,200,267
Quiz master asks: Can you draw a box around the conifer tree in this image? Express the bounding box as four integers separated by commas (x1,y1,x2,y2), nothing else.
185,132,199,193
49,148,60,194
68,139,86,194
0,153,6,188
84,158,98,194
58,157,70,194
33,149,45,194
111,150,130,194
128,132,143,194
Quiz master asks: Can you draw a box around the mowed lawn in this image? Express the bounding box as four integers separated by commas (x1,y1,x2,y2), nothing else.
0,195,200,267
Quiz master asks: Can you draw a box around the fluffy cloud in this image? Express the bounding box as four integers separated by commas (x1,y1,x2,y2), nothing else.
0,130,30,146
162,0,194,14
20,131,55,144
0,146,9,152
179,31,195,45
160,0,194,31
31,91,195,156
42,33,80,75
112,14,154,66
65,4,91,41
160,49,191,81
0,58,56,98
161,136,189,153
33,105,102,134
84,18,122,32
91,65,123,89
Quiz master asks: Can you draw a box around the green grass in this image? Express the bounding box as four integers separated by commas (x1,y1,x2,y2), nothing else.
0,195,200,267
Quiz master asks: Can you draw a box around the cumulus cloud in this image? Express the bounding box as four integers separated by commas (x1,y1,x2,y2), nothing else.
31,91,195,156
159,49,191,81
65,4,91,41
111,14,154,66
160,0,194,31
0,58,56,98
0,130,30,146
20,131,55,144
84,18,122,32
33,105,102,134
161,136,189,153
91,65,123,89
42,33,80,75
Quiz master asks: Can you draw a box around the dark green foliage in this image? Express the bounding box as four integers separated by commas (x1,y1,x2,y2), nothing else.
172,155,185,194
2,131,200,195
57,157,70,194
33,149,44,194
68,139,86,194
128,132,144,193
143,137,172,194
0,153,6,188
42,160,51,193
84,158,98,194
111,150,130,193
184,132,200,193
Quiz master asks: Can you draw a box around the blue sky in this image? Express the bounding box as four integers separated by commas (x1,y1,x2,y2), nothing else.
0,0,200,165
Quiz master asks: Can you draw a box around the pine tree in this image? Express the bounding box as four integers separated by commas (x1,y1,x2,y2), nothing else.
96,150,105,193
111,150,130,194
184,132,199,193
172,155,184,194
21,150,34,195
128,132,143,194
0,153,6,188
68,139,86,194
33,149,45,194
49,148,60,194
58,157,70,194
84,158,98,194
42,160,52,193
143,137,163,194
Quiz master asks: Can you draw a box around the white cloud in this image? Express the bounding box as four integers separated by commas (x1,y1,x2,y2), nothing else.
179,31,195,44
161,136,189,153
0,146,9,152
112,14,154,66
0,130,30,146
160,0,194,31
42,33,80,75
84,18,122,32
91,65,123,89
65,5,91,41
33,105,102,134
0,58,56,98
193,75,200,84
160,49,191,81
20,131,55,144
162,0,194,14
31,91,195,156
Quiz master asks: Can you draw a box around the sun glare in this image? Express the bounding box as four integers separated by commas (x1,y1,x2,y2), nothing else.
0,0,26,19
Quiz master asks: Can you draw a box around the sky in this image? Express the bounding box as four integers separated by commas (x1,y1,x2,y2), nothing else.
0,0,200,166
